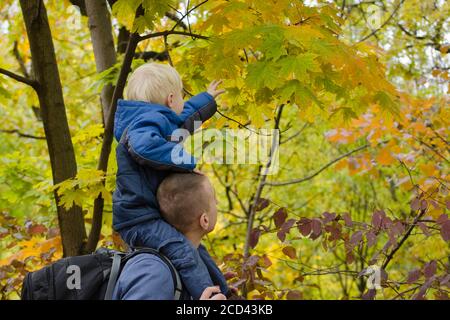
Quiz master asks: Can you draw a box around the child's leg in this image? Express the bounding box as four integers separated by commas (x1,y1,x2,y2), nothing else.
117,220,215,299
198,244,229,295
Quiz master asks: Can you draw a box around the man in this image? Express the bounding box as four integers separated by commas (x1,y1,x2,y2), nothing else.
112,173,227,300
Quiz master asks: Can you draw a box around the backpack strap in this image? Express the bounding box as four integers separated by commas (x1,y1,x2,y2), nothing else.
104,253,122,300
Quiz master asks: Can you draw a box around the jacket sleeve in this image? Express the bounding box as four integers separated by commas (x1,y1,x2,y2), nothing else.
179,92,217,134
126,113,196,171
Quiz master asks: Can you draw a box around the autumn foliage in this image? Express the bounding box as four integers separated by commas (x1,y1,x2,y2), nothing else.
0,0,448,299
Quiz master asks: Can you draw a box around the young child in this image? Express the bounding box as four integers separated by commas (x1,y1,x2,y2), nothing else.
112,63,228,299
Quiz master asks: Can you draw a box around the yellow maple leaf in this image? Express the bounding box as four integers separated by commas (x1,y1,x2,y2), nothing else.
376,147,396,165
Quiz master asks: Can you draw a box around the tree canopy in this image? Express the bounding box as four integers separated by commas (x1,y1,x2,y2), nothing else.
0,0,448,300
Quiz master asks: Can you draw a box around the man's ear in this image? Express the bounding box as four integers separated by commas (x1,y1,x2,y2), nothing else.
199,212,210,231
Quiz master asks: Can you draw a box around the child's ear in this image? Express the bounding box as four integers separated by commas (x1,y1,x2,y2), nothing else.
199,212,210,231
166,93,174,107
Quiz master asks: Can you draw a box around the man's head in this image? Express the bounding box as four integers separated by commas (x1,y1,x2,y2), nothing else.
126,63,184,114
157,173,218,239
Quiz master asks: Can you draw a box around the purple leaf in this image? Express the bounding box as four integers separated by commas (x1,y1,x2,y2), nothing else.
441,221,450,242
310,219,322,239
286,290,303,300
350,231,363,246
361,289,376,300
249,228,261,249
407,269,422,284
255,198,270,211
372,210,385,229
273,208,287,229
436,214,449,225
342,212,353,227
423,260,437,278
297,218,312,237
322,212,336,224
411,198,420,211
417,222,431,237
366,231,377,247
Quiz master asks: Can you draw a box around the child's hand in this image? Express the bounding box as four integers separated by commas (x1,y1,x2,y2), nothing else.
207,80,225,99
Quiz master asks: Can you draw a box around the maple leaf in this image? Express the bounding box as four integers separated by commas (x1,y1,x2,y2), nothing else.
246,61,283,90
279,53,320,80
376,147,396,166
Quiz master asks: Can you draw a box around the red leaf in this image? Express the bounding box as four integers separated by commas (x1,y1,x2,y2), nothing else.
417,222,431,237
342,212,353,227
28,224,48,235
310,219,322,240
436,214,448,224
322,212,336,224
286,290,302,300
411,198,420,211
372,210,385,229
273,208,287,229
249,228,261,249
423,260,437,278
282,246,297,259
224,271,238,280
350,231,363,246
366,231,377,247
277,219,296,242
255,198,270,211
420,199,428,210
259,255,272,269
407,269,421,284
361,289,376,300
440,221,450,242
297,218,312,237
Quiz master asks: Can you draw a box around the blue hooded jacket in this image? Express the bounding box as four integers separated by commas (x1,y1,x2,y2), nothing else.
113,92,216,230
112,92,229,299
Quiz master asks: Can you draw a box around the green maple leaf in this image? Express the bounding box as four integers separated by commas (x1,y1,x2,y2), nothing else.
258,25,287,61
246,61,283,90
279,53,320,80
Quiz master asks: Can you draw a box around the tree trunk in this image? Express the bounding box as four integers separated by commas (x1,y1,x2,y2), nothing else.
19,0,87,257
85,0,117,125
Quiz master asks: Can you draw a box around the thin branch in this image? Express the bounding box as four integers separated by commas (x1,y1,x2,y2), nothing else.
397,23,427,40
0,67,38,90
165,11,188,31
139,30,209,42
280,123,309,145
415,137,450,164
381,208,427,270
244,105,284,258
431,128,450,147
265,143,372,187
358,0,405,43
169,0,209,33
0,129,45,140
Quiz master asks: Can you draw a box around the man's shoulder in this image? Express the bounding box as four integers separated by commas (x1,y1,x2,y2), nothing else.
124,253,172,274
113,253,175,300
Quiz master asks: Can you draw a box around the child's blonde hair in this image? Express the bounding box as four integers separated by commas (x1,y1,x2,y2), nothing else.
126,63,183,105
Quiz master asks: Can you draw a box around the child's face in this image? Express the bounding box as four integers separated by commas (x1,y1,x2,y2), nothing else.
167,89,185,115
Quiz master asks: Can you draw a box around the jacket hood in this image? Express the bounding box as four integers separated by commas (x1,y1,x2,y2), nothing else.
114,99,181,141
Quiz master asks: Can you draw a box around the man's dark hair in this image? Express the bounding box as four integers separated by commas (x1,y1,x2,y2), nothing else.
157,173,210,233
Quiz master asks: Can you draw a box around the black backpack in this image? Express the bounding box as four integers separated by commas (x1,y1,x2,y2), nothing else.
20,247,183,300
